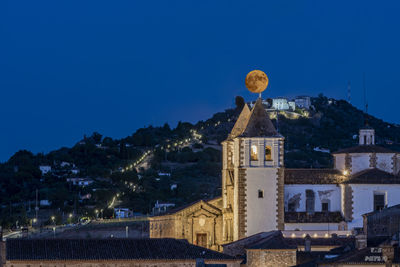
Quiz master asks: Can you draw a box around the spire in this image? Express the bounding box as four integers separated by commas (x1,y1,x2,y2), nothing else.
227,104,251,140
239,98,280,138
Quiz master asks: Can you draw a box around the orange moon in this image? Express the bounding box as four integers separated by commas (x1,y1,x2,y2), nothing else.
245,70,269,93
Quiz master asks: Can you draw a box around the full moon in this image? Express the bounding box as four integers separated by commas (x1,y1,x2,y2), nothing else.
245,70,269,94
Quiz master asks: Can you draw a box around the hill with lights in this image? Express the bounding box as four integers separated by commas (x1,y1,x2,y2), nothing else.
1,94,400,227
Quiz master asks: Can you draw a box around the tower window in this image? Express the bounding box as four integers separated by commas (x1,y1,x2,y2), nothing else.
265,145,272,161
374,193,385,211
258,190,264,198
251,145,258,161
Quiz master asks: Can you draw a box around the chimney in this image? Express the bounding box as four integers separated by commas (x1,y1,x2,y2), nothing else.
304,234,311,252
355,234,367,250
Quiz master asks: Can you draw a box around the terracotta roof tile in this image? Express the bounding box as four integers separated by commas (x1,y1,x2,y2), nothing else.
247,232,297,250
332,145,397,154
6,238,237,261
284,169,345,184
344,168,400,184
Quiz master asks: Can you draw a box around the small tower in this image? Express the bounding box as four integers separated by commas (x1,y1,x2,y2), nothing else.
359,127,375,146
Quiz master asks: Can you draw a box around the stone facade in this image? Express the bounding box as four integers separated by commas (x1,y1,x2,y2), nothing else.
246,249,297,267
149,199,223,251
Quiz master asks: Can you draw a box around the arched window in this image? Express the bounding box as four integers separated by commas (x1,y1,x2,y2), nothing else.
265,145,272,161
251,145,258,161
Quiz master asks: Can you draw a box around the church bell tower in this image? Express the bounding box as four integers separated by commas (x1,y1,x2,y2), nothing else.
222,97,285,241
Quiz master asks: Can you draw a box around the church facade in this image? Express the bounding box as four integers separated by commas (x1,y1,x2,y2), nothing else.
149,98,400,251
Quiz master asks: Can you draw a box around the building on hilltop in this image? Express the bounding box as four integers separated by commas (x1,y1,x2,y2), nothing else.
295,96,311,109
149,97,400,251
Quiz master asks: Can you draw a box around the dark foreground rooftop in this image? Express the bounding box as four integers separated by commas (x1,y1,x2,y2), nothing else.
6,238,237,261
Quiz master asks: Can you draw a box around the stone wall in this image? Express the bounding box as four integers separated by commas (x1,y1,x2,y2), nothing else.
246,249,297,267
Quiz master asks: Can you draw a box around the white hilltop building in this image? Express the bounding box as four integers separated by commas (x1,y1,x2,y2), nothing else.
250,96,310,111
149,98,400,251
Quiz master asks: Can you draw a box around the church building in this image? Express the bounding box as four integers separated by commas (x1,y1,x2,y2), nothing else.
149,98,400,251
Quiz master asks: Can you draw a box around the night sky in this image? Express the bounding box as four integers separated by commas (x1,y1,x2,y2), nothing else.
1,1,400,162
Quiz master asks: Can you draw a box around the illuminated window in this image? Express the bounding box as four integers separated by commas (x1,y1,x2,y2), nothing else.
251,145,258,161
265,145,272,161
258,190,264,198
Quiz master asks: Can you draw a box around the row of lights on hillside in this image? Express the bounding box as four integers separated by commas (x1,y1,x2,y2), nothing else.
121,150,152,173
108,193,120,208
120,130,203,173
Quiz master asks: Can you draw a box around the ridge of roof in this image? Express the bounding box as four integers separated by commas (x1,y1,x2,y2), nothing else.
151,197,222,217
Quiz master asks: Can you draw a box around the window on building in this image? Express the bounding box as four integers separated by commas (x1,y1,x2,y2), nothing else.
258,190,264,198
306,190,315,213
265,145,272,161
364,135,367,145
321,201,329,212
374,193,385,211
288,201,296,212
251,145,258,161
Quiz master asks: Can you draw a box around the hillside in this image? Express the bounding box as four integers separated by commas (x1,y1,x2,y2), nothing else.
1,94,400,228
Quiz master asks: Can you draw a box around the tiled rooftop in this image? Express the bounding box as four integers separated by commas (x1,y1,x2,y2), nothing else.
6,238,236,261
332,145,397,154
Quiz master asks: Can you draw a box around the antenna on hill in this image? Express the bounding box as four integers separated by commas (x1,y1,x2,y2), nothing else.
347,81,351,103
363,72,369,126
363,73,368,114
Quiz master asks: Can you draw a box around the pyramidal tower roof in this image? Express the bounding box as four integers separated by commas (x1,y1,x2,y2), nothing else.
239,98,280,138
227,104,251,140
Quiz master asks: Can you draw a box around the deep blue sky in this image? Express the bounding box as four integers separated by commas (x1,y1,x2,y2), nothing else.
1,1,400,162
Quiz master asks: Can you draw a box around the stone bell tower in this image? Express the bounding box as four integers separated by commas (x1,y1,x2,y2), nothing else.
222,98,285,241
359,127,375,145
